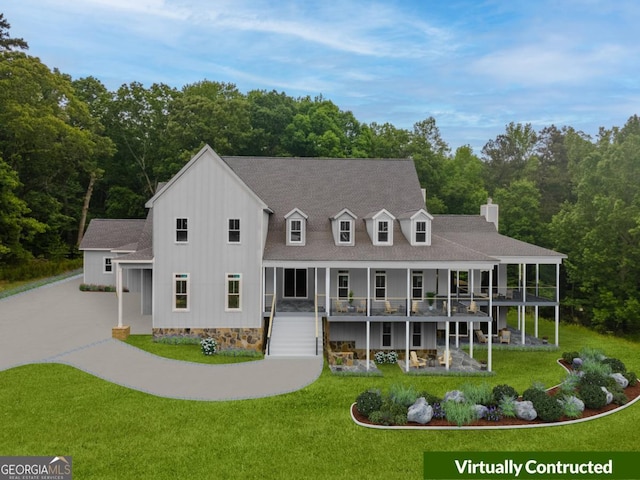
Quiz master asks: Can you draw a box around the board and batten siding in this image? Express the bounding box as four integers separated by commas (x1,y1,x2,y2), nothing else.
330,321,436,350
151,148,267,329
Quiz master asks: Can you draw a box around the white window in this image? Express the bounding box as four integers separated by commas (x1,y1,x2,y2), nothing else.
375,271,386,300
228,219,240,243
415,221,427,243
226,273,241,311
104,257,113,274
377,220,390,244
337,271,350,299
412,323,422,347
176,218,188,243
289,219,302,244
412,271,423,300
173,273,189,311
382,322,392,347
339,220,352,244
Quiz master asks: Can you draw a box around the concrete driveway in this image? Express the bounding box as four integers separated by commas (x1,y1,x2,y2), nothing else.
0,277,323,400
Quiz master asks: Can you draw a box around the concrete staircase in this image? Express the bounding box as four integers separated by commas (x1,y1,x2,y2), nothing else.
266,313,320,357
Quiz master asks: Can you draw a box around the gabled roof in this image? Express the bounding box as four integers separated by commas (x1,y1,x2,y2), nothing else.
79,219,146,251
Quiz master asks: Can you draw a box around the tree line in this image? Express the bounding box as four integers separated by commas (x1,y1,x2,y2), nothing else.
1,14,639,334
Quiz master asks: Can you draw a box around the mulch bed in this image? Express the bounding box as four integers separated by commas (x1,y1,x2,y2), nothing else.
352,360,640,428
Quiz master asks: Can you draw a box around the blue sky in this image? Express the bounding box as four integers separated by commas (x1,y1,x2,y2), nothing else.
4,0,640,152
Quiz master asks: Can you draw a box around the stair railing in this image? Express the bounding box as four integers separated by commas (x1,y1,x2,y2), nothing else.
266,294,276,356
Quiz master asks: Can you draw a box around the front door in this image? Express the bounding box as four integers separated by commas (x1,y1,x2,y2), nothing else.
284,268,307,298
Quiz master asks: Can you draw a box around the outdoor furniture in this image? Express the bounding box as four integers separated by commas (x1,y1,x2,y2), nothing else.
335,300,348,313
469,300,478,313
384,300,398,314
500,329,511,344
356,300,367,313
409,351,427,368
411,301,421,315
438,352,453,366
474,329,488,344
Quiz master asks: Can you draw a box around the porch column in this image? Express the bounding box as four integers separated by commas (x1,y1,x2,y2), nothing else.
366,320,370,371
488,269,493,372
469,320,474,359
445,319,450,371
325,267,330,314
117,262,123,328
521,305,526,346
555,263,560,347
488,317,493,372
261,266,266,312
455,320,459,349
535,262,540,337
314,267,318,306
366,267,371,316
405,320,410,373
406,268,411,317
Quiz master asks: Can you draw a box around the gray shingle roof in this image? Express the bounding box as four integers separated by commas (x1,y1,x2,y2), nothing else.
79,219,146,251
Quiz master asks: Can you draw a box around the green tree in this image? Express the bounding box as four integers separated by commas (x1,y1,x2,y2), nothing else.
438,146,488,214
0,14,28,51
493,179,542,243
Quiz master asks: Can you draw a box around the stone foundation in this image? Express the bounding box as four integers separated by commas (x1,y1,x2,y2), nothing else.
152,327,264,352
112,325,131,340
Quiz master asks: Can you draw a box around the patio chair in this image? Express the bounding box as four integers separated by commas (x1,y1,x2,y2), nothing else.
410,351,427,368
356,300,367,313
335,300,348,313
438,352,453,366
469,300,478,313
500,329,511,344
474,329,488,344
384,300,398,314
411,301,421,315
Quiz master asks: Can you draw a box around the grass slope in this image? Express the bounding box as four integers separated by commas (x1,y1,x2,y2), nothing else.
0,319,638,479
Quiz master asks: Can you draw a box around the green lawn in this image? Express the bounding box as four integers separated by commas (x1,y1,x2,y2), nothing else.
1,319,638,479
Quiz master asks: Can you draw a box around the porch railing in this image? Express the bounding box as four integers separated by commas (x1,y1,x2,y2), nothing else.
266,294,276,355
328,296,488,317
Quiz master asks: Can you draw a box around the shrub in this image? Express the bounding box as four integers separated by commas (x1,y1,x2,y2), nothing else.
611,391,628,406
370,396,409,426
492,384,519,403
580,346,605,362
579,372,609,387
443,401,477,427
559,395,584,419
461,382,493,406
580,358,612,377
368,411,384,425
217,348,263,358
623,371,638,387
579,383,607,409
559,372,581,395
522,384,547,403
602,357,626,373
418,391,442,405
485,405,502,422
356,390,382,417
155,335,201,345
431,402,446,420
389,384,418,408
374,351,398,364
200,337,218,356
532,394,563,422
498,396,518,418
562,351,580,363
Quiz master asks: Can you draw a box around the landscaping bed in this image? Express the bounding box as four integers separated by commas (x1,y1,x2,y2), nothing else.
352,348,639,429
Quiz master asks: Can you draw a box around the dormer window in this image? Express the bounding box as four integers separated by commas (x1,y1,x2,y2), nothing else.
285,208,308,246
415,221,427,243
290,220,302,243
365,209,395,246
339,220,352,244
377,220,390,244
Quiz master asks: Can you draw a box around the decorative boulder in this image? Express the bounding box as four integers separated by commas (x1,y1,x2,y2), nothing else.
561,395,585,413
601,387,613,405
514,400,537,421
407,397,433,424
572,358,583,369
443,390,466,403
474,404,488,420
610,373,629,389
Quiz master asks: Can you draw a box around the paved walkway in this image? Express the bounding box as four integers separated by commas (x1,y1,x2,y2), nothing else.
0,276,323,401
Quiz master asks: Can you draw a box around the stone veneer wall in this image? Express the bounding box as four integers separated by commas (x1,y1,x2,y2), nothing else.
153,327,263,352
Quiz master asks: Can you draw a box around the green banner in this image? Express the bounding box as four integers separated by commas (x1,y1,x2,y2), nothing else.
424,452,637,479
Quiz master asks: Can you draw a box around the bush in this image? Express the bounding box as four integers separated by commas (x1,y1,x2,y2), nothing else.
155,335,201,345
431,402,446,419
374,351,398,364
562,351,580,364
531,394,563,422
602,357,626,373
1,258,82,282
580,347,605,362
522,384,547,403
623,371,638,387
443,401,477,427
371,397,409,426
418,391,442,405
559,395,584,419
492,384,519,403
485,405,502,422
356,390,383,417
461,382,493,406
580,372,609,387
200,337,218,356
559,372,581,395
579,383,607,409
389,384,418,408
217,349,263,358
580,358,612,377
498,396,518,418
611,391,628,406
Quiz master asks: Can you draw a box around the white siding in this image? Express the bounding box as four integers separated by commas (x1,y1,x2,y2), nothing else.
152,149,266,329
